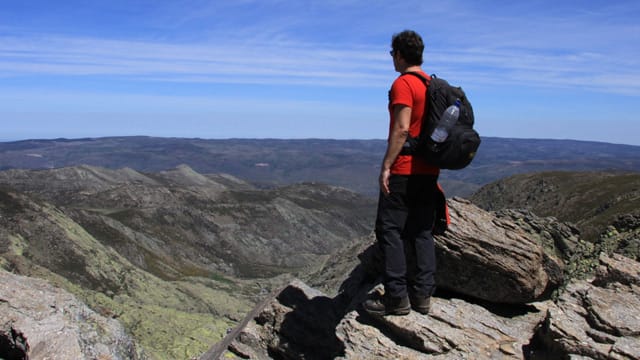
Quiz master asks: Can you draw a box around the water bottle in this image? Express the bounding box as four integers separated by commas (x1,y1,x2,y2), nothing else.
430,99,461,143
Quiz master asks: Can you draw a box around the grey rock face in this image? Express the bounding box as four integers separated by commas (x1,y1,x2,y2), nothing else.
594,252,640,288
0,269,144,360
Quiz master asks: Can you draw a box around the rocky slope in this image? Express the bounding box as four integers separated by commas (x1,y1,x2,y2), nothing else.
213,198,640,359
0,165,375,359
0,184,252,359
470,171,640,245
0,164,375,278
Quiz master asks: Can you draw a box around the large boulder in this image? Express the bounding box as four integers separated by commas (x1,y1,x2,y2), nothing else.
434,198,563,303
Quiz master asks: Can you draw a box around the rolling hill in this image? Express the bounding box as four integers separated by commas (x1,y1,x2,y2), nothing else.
470,171,640,245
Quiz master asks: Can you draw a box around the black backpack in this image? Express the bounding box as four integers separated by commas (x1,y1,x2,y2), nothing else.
401,72,480,170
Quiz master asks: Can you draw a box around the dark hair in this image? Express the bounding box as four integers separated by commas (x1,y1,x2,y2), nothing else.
391,30,424,65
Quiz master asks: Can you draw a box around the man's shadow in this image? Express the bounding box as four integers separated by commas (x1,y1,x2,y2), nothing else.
271,286,346,359
273,244,382,360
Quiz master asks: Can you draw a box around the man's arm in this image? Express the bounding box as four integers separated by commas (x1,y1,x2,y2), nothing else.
380,104,411,195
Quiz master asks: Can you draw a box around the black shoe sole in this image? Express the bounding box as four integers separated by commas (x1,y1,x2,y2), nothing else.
412,307,430,315
364,306,411,316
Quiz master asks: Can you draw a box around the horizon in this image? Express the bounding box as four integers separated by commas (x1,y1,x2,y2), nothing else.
1,135,639,148
1,1,639,145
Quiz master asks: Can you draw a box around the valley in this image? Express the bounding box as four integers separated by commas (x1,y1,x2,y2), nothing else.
0,165,375,359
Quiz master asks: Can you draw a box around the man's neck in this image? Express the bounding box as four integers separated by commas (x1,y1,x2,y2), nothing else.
399,65,422,74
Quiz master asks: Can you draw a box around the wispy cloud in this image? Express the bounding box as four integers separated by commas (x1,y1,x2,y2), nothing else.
425,46,640,95
2,31,638,95
0,0,639,95
0,35,390,87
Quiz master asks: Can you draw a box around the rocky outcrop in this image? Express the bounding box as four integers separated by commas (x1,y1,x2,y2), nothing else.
534,253,640,359
209,200,640,359
212,254,640,360
595,252,640,287
0,269,144,360
213,280,548,359
495,208,599,280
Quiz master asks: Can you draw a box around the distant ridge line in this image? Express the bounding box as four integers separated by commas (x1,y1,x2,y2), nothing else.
1,135,639,147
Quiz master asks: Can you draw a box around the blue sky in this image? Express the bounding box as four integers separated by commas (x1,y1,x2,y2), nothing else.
1,0,639,145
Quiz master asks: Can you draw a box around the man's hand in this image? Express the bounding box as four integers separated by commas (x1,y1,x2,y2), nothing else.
379,168,391,195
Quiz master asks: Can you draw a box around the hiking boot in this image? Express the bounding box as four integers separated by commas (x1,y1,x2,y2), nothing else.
363,295,410,316
410,294,431,315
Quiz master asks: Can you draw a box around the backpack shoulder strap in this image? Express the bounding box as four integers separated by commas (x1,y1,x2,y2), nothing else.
402,72,433,137
402,71,430,86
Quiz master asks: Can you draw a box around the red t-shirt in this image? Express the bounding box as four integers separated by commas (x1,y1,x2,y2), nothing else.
388,72,440,175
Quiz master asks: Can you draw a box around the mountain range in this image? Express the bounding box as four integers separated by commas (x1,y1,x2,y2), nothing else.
1,136,640,197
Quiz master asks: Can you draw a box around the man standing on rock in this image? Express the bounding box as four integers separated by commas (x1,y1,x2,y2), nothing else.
364,30,439,316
